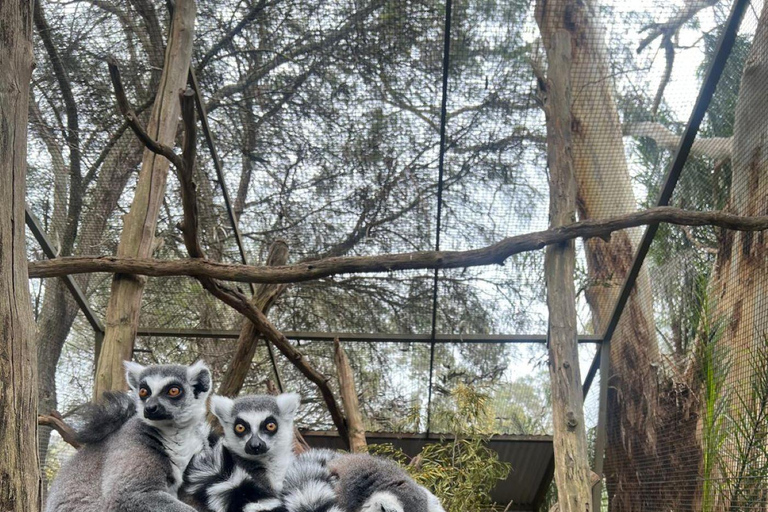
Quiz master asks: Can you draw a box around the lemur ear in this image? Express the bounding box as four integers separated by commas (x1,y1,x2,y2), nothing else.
210,395,234,424
123,361,145,390
187,360,211,398
276,392,301,420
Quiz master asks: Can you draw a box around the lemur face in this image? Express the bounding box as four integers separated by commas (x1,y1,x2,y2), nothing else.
211,393,300,460
124,361,211,428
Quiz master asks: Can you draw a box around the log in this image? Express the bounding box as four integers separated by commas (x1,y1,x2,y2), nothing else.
93,0,196,399
0,0,40,508
334,338,367,452
217,240,289,398
541,30,593,512
28,208,768,284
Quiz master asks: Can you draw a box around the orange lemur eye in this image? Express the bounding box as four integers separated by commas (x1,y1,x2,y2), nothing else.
139,388,150,398
167,386,182,397
265,422,278,433
235,423,247,434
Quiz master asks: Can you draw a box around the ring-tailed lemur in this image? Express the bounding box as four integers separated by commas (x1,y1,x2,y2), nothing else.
181,393,301,512
45,361,212,512
282,450,446,512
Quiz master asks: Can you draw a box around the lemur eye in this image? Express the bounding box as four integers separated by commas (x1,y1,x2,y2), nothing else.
139,388,150,399
234,423,247,434
265,422,278,433
167,387,182,397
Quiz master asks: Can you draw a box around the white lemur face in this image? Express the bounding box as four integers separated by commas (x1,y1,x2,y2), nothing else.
124,360,211,428
210,393,300,461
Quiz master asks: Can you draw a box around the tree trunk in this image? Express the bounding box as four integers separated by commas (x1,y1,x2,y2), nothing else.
713,1,768,398
536,2,661,511
217,240,289,397
541,29,593,512
334,338,367,453
0,0,41,509
94,0,196,398
710,5,768,507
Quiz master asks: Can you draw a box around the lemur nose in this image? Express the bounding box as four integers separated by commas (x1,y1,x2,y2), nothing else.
246,437,268,455
144,403,158,414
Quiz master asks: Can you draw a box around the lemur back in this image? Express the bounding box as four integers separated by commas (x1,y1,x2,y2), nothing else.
282,451,446,512
181,393,300,512
45,361,212,512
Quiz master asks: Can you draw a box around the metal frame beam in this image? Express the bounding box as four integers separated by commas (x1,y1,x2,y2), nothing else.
135,327,601,344
25,207,105,334
590,3,750,511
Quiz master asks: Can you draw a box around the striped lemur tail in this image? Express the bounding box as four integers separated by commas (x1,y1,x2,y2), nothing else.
73,391,136,445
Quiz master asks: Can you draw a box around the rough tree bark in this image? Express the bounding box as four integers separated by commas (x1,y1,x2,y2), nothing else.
710,1,768,486
0,0,41,509
541,30,593,512
536,1,665,510
218,240,289,397
94,0,196,398
334,338,367,453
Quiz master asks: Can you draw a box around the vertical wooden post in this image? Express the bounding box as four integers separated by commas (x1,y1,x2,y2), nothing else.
93,0,197,399
543,29,593,512
0,0,41,509
334,338,367,453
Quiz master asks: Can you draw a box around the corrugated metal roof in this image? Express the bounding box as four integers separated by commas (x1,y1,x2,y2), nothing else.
300,431,554,511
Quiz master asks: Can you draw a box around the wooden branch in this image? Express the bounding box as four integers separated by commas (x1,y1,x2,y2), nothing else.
29,208,768,283
334,338,367,453
107,57,187,172
168,90,350,444
625,122,732,161
38,413,81,450
637,0,718,53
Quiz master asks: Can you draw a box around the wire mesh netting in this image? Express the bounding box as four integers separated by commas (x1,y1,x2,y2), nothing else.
24,0,768,509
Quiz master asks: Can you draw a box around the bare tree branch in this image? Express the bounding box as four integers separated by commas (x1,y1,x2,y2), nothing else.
29,207,768,282
38,413,81,450
625,121,733,160
637,0,719,53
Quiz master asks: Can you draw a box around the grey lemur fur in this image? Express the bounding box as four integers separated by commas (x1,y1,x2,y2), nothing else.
181,393,300,512
45,361,212,512
282,450,446,512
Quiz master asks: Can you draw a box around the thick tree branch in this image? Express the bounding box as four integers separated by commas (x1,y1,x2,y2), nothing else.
38,413,81,450
625,121,733,160
29,208,768,283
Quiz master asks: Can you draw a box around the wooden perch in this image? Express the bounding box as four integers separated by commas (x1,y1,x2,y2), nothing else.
29,207,768,283
334,338,367,453
38,413,81,450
